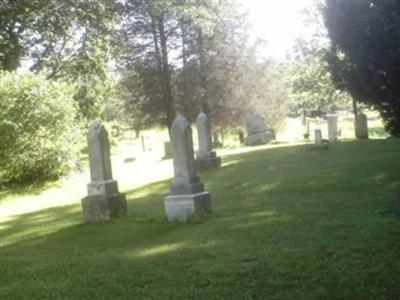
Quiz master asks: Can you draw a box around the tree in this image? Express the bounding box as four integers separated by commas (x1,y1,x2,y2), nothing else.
286,39,351,114
0,0,119,120
116,0,179,133
0,71,82,184
324,0,400,135
284,2,351,115
0,1,117,73
117,0,247,130
117,0,287,133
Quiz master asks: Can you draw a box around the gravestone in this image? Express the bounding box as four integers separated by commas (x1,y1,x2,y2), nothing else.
355,113,369,139
163,141,172,159
196,112,221,169
244,113,274,146
315,129,322,147
311,129,328,150
238,129,244,144
327,116,338,142
164,115,212,222
212,130,223,148
81,120,127,222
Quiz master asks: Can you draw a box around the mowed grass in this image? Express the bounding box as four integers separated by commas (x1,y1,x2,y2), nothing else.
1,139,400,300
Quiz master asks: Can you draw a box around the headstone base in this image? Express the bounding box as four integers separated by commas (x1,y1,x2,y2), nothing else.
87,180,119,196
82,193,127,223
196,151,221,170
310,141,329,151
164,191,212,222
170,179,205,195
244,131,274,146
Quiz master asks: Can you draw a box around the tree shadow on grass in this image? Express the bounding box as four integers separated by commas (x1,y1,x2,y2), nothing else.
2,139,400,245
1,139,400,299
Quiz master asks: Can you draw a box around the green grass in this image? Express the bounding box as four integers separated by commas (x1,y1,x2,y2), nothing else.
1,139,400,299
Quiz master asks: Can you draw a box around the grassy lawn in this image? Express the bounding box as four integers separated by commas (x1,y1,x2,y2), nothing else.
1,139,400,299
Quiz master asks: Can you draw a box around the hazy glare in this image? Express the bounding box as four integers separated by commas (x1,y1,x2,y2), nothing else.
240,0,317,59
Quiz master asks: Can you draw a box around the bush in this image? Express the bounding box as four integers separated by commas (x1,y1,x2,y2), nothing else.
0,72,83,184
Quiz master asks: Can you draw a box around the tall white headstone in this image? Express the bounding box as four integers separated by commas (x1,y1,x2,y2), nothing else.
327,116,338,142
196,112,221,169
164,115,212,222
81,120,127,222
315,129,322,147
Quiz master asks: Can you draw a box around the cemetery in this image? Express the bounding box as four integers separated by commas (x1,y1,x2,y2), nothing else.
1,1,400,299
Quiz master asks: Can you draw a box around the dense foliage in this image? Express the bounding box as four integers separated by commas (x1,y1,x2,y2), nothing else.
284,3,351,115
0,0,119,120
0,0,345,185
286,39,350,113
0,72,82,184
115,0,288,131
324,0,400,135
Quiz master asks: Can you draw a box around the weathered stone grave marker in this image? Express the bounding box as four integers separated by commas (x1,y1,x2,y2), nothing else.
196,112,221,169
315,129,323,147
81,120,127,222
212,130,223,148
164,115,212,222
244,113,274,146
355,113,369,139
163,141,172,159
311,129,329,150
327,116,338,142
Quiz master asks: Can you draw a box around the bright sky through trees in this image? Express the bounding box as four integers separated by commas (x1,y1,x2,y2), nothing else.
240,0,317,59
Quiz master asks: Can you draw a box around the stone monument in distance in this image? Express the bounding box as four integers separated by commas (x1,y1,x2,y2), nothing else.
164,115,212,222
196,112,221,169
163,141,173,159
327,115,338,142
244,113,274,146
311,129,328,150
81,120,127,222
355,113,369,139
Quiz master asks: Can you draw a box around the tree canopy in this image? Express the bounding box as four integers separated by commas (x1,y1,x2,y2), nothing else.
324,0,400,135
116,0,287,131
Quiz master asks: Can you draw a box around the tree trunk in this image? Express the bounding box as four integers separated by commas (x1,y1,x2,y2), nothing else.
180,19,191,117
352,97,358,118
197,28,210,115
150,15,176,138
157,15,176,135
3,25,21,71
150,16,162,70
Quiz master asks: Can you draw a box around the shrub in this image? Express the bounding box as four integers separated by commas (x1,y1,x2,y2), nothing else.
0,72,83,184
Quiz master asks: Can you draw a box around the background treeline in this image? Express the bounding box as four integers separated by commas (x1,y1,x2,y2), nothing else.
0,0,289,184
3,0,400,184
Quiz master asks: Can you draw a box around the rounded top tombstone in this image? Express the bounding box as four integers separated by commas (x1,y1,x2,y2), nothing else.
90,119,102,131
172,114,190,133
87,119,113,182
197,112,207,122
196,112,212,153
245,113,267,135
171,115,197,183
